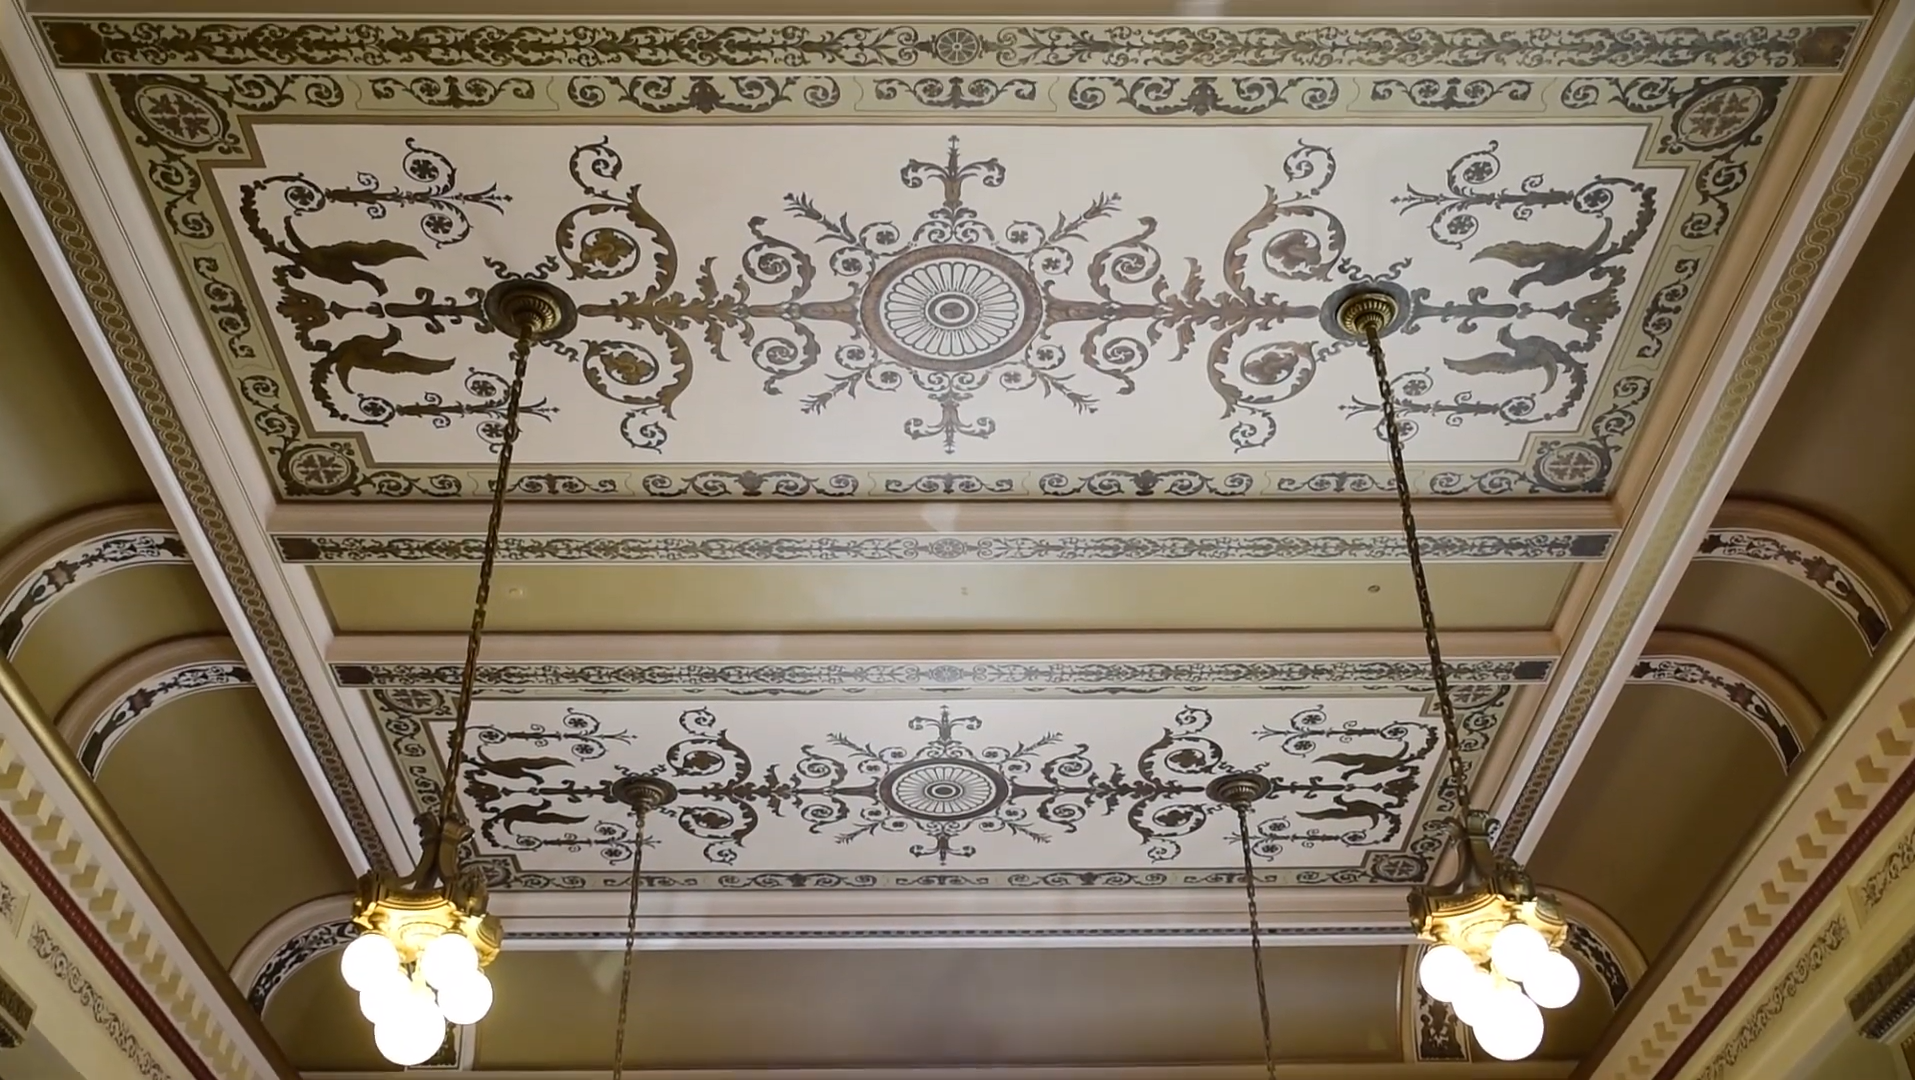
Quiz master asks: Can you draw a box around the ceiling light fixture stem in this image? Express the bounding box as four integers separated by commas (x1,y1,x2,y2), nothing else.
1359,321,1470,831
1234,804,1276,1080
438,328,535,825
611,804,648,1080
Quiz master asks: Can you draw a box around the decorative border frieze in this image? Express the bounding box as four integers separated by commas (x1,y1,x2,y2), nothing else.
0,523,187,659
1700,499,1914,653
1859,826,1915,916
333,656,1554,697
72,661,252,776
275,529,1616,566
30,922,175,1080
34,18,1864,74
1694,916,1849,1080
1628,654,1803,766
244,918,352,1013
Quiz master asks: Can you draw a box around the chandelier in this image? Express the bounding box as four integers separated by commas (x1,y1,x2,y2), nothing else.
1206,287,1579,1067
338,279,577,1066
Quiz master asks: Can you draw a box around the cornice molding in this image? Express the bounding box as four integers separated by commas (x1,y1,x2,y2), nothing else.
1577,603,1915,1078
0,655,293,1080
53,635,250,777
1702,498,1913,652
1629,630,1824,768
0,503,187,660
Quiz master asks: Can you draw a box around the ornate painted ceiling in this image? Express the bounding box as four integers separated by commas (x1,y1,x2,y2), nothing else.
2,1,1915,1078
115,66,1778,499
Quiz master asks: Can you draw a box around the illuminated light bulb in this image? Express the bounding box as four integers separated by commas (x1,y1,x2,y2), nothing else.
340,932,401,992
1417,944,1476,1004
1520,949,1582,1010
374,979,447,1066
1448,967,1498,1028
1472,983,1544,1061
419,932,480,990
356,968,409,1023
436,970,494,1026
374,1014,445,1068
1489,921,1549,983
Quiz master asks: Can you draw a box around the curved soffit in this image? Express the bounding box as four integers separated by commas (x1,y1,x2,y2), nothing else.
1701,497,1912,653
1628,629,1824,768
0,503,186,660
54,634,250,777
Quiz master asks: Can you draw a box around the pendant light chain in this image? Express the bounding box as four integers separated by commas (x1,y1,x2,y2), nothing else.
1234,805,1276,1080
611,805,650,1080
1361,328,1471,822
438,330,536,822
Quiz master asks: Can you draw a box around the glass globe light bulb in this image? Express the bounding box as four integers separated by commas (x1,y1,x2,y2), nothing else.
373,1014,445,1068
1473,985,1544,1061
356,968,409,1023
1520,948,1582,1009
340,932,400,992
1489,921,1550,983
436,970,494,1026
420,932,480,990
1417,945,1477,1004
374,978,447,1066
1448,967,1498,1028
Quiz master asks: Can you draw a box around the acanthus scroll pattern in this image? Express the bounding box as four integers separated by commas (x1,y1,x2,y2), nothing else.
107,70,1789,498
235,131,1657,469
413,696,1517,890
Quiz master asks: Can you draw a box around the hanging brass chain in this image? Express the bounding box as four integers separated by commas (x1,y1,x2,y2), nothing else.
1235,805,1276,1080
438,330,535,823
1362,328,1471,822
611,806,649,1080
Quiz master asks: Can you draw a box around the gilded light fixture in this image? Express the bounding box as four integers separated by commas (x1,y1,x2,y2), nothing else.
340,279,577,1066
1206,286,1579,1066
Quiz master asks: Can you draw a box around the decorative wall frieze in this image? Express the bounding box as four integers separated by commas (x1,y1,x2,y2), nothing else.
54,636,251,777
1858,825,1915,919
0,504,187,659
1693,916,1850,1080
30,922,174,1080
35,18,1864,74
1700,499,1913,653
1627,630,1822,768
1848,924,1915,1042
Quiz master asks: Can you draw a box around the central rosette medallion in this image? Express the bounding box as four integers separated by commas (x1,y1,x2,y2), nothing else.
859,244,1044,371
